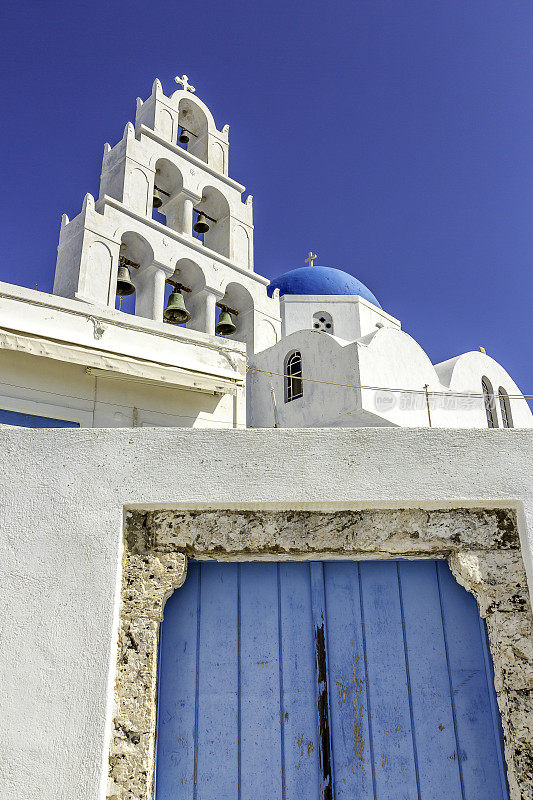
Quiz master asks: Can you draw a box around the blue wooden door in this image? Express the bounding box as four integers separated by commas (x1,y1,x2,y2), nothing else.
155,560,508,800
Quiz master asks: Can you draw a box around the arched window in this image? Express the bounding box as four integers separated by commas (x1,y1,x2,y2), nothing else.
313,311,333,333
499,387,513,428
285,351,303,403
482,377,498,428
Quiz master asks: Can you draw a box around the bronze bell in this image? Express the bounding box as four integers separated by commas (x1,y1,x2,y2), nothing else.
178,127,190,144
193,213,210,234
153,187,163,209
116,265,136,296
163,290,191,324
215,310,237,336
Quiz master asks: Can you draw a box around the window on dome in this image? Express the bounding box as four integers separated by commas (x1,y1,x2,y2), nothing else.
482,377,498,428
285,351,303,403
498,387,513,428
313,311,333,333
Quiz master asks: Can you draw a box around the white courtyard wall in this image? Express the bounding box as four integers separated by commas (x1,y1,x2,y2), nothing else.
0,426,532,800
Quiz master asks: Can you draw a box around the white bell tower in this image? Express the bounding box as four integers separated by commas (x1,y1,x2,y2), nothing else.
52,76,281,352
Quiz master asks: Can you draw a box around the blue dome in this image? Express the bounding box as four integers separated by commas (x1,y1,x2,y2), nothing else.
267,266,381,308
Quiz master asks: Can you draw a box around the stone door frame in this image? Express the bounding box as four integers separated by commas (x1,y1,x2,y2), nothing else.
107,507,533,800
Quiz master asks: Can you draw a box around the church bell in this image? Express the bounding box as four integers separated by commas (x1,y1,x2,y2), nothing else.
116,265,136,297
163,289,191,324
178,128,190,144
193,213,210,234
152,188,163,209
215,310,237,336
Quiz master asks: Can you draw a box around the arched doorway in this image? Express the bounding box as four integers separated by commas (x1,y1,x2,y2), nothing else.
155,559,508,800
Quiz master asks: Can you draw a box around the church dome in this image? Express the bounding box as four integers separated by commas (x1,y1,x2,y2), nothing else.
267,265,381,308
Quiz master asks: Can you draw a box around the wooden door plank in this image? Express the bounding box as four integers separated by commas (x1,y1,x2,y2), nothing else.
437,561,508,800
278,562,321,800
240,562,283,800
360,561,419,800
478,618,509,800
155,561,200,799
398,560,463,799
310,562,335,800
323,561,375,800
195,562,239,800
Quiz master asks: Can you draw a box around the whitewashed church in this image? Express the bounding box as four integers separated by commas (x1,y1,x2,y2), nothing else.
0,77,529,432
0,78,532,800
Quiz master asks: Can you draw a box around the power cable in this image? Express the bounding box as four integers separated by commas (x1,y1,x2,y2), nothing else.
246,366,533,400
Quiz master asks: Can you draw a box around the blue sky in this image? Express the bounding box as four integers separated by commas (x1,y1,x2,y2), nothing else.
0,1,531,396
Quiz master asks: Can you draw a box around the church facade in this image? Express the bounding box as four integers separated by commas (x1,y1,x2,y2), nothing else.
0,78,532,800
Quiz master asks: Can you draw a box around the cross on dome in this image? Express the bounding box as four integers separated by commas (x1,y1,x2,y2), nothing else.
174,74,196,93
305,251,318,267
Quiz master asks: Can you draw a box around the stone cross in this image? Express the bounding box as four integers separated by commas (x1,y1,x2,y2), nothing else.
305,251,318,267
175,74,196,93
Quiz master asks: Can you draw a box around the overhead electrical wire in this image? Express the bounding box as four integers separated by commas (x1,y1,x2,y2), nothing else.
0,369,531,429
246,366,533,400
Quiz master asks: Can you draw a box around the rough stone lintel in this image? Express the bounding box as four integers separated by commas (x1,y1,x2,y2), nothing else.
130,507,520,556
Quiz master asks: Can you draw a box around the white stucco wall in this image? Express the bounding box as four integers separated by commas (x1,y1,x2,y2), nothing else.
0,426,532,800
249,325,533,429
280,294,400,340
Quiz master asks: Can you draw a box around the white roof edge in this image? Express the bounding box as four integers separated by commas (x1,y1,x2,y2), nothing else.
279,293,400,321
0,328,242,396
